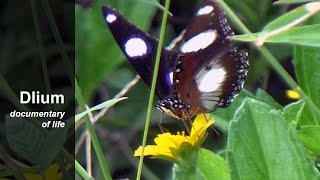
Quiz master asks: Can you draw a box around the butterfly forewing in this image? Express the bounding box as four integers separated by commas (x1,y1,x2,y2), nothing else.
179,0,234,54
102,6,179,99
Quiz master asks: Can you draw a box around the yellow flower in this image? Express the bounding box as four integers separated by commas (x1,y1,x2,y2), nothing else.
24,163,72,180
134,114,215,161
286,90,300,100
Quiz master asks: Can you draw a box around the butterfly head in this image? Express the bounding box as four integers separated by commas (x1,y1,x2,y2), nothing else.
156,98,192,119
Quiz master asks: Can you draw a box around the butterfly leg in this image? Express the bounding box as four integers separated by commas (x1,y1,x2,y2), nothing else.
157,112,171,133
180,110,193,135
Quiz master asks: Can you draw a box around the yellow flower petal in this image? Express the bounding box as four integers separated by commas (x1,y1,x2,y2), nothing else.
134,114,215,160
155,133,182,149
134,145,173,157
189,115,214,145
24,162,70,180
191,114,208,133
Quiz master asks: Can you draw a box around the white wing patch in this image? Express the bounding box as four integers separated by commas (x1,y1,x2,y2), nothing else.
196,5,214,16
197,67,226,92
196,64,227,110
169,71,174,84
106,14,117,23
180,30,217,53
124,38,147,57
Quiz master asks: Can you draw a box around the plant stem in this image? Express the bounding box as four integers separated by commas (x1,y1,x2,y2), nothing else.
30,0,52,99
136,0,171,179
75,160,94,180
75,81,112,180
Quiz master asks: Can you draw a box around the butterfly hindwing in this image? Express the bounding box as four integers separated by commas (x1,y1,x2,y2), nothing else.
102,6,179,99
173,0,249,115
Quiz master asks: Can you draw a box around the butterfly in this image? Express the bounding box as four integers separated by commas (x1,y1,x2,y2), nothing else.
102,0,249,120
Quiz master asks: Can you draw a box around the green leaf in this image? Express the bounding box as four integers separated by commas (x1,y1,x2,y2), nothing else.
6,116,72,168
232,25,320,47
300,103,320,126
263,25,320,47
282,100,305,125
6,116,45,166
232,2,320,46
294,45,320,106
75,97,127,123
37,119,72,168
197,149,231,180
262,3,317,32
213,91,250,123
297,125,320,153
274,0,317,4
294,45,320,125
227,98,318,179
172,143,200,180
255,88,282,109
172,147,231,180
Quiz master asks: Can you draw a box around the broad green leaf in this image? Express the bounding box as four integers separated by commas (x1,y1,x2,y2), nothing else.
294,45,320,125
75,97,127,123
232,25,320,47
6,116,72,168
172,143,200,180
274,0,317,4
261,25,320,47
255,88,282,109
37,119,72,168
227,98,318,179
300,103,320,126
197,149,231,180
212,92,249,133
172,147,231,180
294,14,320,126
297,125,320,153
232,2,320,46
76,1,156,100
6,116,45,166
282,100,305,125
262,2,319,32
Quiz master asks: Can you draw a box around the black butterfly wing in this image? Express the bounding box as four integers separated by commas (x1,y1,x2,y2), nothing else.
102,6,179,99
174,0,249,114
180,0,234,54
